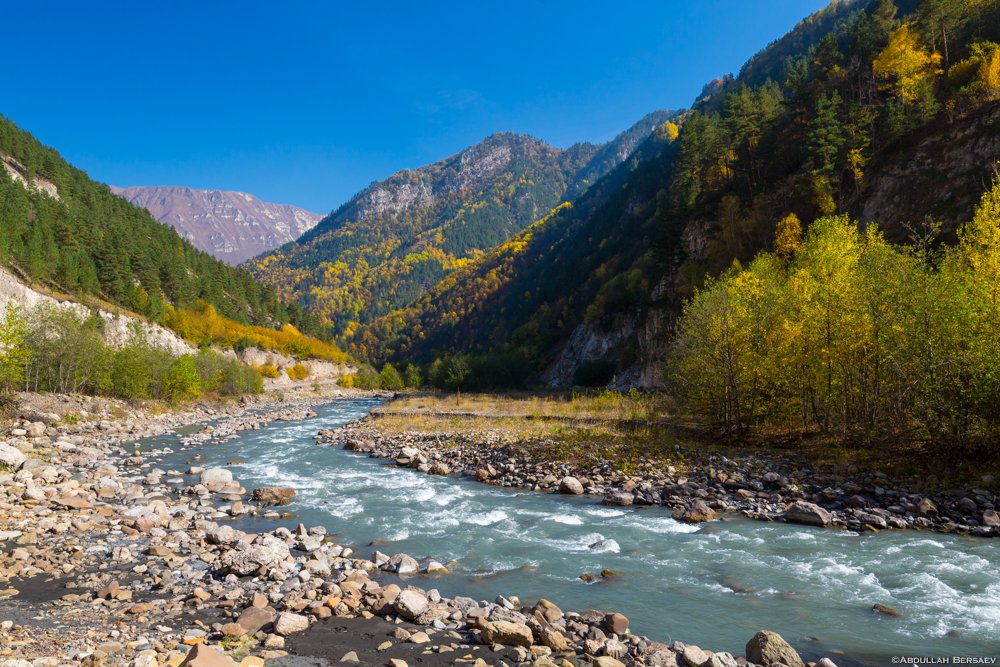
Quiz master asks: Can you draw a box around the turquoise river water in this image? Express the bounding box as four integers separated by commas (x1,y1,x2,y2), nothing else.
142,399,1000,666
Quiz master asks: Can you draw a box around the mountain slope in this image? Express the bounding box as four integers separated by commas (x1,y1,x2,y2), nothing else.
112,186,323,264
355,0,1000,387
248,111,673,336
0,114,323,337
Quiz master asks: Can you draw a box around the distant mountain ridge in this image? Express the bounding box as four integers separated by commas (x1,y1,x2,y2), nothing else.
112,185,323,264
248,110,674,335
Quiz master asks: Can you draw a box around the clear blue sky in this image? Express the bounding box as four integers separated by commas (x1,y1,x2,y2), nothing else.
1,1,828,213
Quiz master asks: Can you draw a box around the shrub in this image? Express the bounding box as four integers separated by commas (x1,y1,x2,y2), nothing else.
378,364,404,391
162,355,201,402
287,362,311,381
256,364,280,379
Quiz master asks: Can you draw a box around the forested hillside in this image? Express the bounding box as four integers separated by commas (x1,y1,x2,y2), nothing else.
354,0,1000,389
0,115,325,338
248,111,672,337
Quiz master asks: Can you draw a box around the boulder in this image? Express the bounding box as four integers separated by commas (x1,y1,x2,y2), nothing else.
782,501,832,527
592,659,625,667
916,497,938,518
602,490,634,507
251,487,295,506
236,606,275,634
603,612,629,635
559,476,584,495
394,589,429,621
681,644,709,667
0,444,26,472
389,553,420,576
274,611,310,636
219,536,290,575
672,500,717,523
178,644,238,667
702,653,738,667
982,509,999,528
200,468,233,488
744,631,804,667
479,620,533,647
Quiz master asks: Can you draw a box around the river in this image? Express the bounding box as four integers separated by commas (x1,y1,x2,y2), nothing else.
143,399,1000,665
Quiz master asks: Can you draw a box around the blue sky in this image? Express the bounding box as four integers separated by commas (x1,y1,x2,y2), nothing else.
1,1,828,213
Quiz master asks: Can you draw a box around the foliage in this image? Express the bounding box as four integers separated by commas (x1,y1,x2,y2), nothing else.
256,364,280,379
11,302,260,401
0,303,29,393
286,362,311,381
165,301,347,362
403,363,423,389
377,364,405,391
350,0,1000,382
249,114,675,337
671,178,1000,451
162,355,201,402
0,115,323,339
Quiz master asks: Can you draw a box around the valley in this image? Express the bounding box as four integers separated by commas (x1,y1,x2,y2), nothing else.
1,0,1000,665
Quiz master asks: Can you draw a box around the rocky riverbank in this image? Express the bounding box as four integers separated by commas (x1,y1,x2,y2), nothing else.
318,419,998,537
0,392,844,667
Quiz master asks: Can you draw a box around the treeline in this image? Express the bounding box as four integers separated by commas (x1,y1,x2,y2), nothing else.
0,302,261,402
0,115,325,338
671,181,1000,451
338,352,543,392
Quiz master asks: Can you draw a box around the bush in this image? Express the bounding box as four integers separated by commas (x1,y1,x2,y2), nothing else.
351,364,382,390
196,349,262,395
162,355,201,402
287,362,311,381
403,363,422,389
256,364,280,379
378,364,404,390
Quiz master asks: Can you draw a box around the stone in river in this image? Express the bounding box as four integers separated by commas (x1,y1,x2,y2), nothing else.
390,553,420,576
672,500,717,523
200,468,233,487
602,490,634,506
781,500,832,526
559,476,584,495
744,630,804,667
981,509,999,527
873,603,900,617
251,487,296,506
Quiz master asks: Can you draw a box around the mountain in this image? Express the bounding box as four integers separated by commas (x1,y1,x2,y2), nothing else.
0,114,325,339
354,0,1000,387
248,110,674,336
111,186,323,264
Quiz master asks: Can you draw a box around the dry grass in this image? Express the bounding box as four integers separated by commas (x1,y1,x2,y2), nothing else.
371,391,698,474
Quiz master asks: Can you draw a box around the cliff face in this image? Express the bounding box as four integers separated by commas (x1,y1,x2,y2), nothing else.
112,186,322,265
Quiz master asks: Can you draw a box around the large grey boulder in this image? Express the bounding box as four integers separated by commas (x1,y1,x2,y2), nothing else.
394,589,429,620
745,630,804,667
559,476,584,495
782,500,832,526
274,611,310,636
219,535,290,575
0,443,26,471
200,467,233,487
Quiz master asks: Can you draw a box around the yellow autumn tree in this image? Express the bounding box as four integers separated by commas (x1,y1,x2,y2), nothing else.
774,213,803,259
873,24,942,104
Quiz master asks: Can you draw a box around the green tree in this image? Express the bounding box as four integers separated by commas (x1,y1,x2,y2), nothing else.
0,303,29,393
162,355,201,402
378,363,405,391
403,363,423,388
